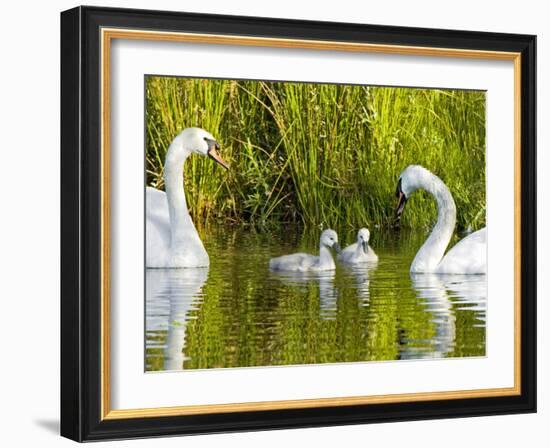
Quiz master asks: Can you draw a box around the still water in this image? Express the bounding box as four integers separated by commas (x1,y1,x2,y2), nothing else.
145,226,486,371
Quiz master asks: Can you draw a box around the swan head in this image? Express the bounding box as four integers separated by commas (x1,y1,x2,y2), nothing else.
320,229,341,253
176,127,229,169
357,228,370,253
395,165,432,219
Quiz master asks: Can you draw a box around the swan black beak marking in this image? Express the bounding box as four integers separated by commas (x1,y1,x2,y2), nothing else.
395,192,407,218
394,178,407,220
362,241,369,254
206,139,230,170
332,242,342,254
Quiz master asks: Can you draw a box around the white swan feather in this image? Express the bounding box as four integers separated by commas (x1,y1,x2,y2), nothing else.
396,165,486,274
269,229,341,272
146,128,228,268
337,228,379,264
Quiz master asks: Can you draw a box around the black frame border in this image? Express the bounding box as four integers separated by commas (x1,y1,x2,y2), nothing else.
61,6,536,442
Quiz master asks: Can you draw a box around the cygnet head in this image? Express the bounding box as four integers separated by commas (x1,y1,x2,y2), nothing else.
320,229,341,253
173,127,229,169
357,228,371,253
395,165,433,219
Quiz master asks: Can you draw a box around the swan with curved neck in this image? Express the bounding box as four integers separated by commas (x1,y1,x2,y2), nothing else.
395,165,486,274
337,228,379,264
269,229,342,272
146,128,229,268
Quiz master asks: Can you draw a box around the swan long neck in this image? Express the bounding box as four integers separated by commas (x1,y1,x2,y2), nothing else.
164,141,193,248
411,174,456,272
319,244,335,269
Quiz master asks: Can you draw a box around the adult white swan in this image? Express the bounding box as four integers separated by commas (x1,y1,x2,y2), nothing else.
269,229,341,272
395,165,486,274
337,228,379,264
146,128,229,268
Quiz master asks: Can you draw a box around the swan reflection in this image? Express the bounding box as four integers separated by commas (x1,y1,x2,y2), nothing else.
270,271,338,319
144,226,488,370
404,273,487,360
145,268,208,371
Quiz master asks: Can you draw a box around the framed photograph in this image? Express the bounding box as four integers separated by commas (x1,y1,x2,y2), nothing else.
60,6,536,441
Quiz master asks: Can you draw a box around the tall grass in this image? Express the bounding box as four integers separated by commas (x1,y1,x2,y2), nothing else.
146,76,486,231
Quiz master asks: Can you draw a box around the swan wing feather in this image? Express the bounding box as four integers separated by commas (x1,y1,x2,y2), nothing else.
269,253,318,272
337,243,357,262
437,228,487,274
337,243,379,264
146,187,171,267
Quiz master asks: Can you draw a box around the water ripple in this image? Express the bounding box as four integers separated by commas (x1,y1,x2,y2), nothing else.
146,227,486,371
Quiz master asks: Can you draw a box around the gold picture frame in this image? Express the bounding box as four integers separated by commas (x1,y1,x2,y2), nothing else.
61,6,536,441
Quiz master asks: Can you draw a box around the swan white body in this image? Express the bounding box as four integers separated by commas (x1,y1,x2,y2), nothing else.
146,128,228,268
269,229,341,272
338,228,379,264
396,165,486,274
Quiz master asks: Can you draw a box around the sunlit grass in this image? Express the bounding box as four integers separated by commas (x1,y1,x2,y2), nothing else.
146,77,486,231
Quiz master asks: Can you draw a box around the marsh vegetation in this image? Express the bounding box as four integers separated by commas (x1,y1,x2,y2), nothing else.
146,77,486,231
144,77,487,370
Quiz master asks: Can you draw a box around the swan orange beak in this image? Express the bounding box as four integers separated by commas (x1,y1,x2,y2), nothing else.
207,141,230,170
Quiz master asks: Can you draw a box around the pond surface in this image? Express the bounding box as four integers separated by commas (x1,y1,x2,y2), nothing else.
145,226,486,371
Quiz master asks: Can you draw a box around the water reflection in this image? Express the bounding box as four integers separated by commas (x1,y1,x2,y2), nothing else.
145,268,208,371
145,227,487,370
341,262,378,308
270,271,337,319
404,273,487,360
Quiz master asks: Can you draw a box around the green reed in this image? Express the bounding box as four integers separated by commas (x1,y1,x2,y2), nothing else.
146,76,486,231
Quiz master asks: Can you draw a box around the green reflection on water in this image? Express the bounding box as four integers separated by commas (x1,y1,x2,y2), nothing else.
145,226,486,371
